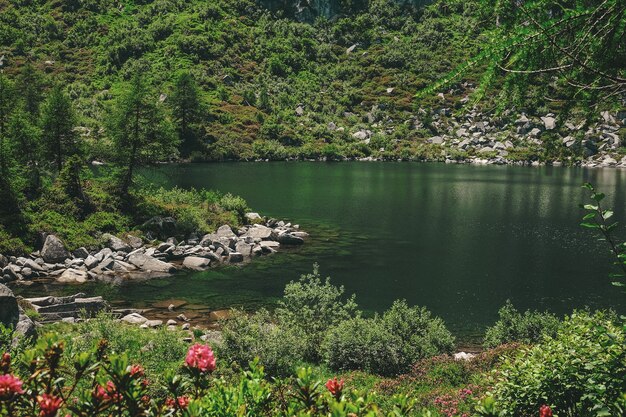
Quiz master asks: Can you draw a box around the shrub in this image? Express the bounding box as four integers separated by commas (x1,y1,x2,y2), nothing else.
490,311,626,417
323,301,455,377
323,316,401,376
483,301,561,348
382,300,455,370
276,265,359,362
219,309,304,377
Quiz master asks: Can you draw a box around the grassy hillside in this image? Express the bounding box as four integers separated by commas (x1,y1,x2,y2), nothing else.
0,0,497,161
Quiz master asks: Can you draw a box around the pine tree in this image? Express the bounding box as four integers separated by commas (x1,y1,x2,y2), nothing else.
41,85,78,172
170,72,202,156
8,108,42,196
17,62,43,121
0,73,14,182
112,75,178,196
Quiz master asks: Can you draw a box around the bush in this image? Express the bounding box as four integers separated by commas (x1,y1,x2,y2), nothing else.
483,301,561,348
276,265,359,362
323,316,401,376
490,311,626,417
323,301,454,376
382,300,455,370
219,309,304,377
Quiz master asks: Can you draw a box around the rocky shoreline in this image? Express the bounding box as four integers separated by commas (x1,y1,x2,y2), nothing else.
0,214,308,336
1,214,308,286
246,109,626,168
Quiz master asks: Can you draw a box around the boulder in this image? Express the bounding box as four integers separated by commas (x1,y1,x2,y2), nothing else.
183,256,211,270
41,235,70,264
0,283,19,328
276,233,305,245
72,247,90,259
127,251,176,273
84,255,99,270
0,254,7,268
126,235,143,249
57,268,90,284
428,136,444,145
14,313,37,341
121,313,148,325
215,225,236,238
244,212,262,222
541,116,556,130
102,233,131,253
228,252,244,263
243,225,273,240
235,241,253,257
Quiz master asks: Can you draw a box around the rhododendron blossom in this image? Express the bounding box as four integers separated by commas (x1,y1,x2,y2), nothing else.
166,396,190,409
129,364,145,378
0,374,24,399
38,394,63,417
325,377,344,398
540,405,553,417
185,344,216,372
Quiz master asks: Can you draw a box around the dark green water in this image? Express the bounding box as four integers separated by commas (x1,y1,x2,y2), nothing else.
25,162,626,337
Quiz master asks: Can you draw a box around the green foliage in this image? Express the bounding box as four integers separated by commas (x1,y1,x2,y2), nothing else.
276,264,359,362
490,311,626,417
40,85,79,172
322,302,454,376
219,309,305,377
483,301,561,348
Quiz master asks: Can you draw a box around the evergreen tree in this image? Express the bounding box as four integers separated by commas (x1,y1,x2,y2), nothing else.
41,85,78,172
0,74,15,181
17,62,43,120
112,75,177,196
170,72,202,156
8,108,42,196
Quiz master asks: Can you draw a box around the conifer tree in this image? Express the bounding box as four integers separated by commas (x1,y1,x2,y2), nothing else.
170,72,202,156
41,85,78,172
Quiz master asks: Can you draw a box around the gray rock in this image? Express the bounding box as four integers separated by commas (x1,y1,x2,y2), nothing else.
121,313,148,325
41,235,70,264
0,254,7,268
144,319,163,328
541,116,556,130
277,233,305,245
243,224,273,240
235,241,253,257
84,255,99,270
295,106,304,116
126,235,143,249
72,247,90,259
57,268,90,284
244,212,262,222
141,216,177,239
102,233,131,253
428,136,444,144
183,256,211,270
0,283,19,328
23,259,43,272
215,225,236,238
127,251,176,273
14,313,36,342
346,44,357,54
228,252,244,263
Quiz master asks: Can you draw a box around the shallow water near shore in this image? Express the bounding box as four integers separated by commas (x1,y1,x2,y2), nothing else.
20,162,626,341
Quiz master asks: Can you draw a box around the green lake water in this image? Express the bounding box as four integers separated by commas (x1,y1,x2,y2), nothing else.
24,162,626,338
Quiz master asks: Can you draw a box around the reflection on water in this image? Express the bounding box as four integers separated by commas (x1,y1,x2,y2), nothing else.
18,163,626,338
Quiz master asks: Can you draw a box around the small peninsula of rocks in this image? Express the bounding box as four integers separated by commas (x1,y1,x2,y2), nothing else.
0,213,308,286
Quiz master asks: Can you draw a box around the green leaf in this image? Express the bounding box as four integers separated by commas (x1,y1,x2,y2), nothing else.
583,204,598,211
602,210,613,220
583,213,596,220
592,193,605,202
611,282,625,287
580,222,599,229
582,183,594,191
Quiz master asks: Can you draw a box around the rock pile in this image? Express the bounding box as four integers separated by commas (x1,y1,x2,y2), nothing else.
1,215,308,285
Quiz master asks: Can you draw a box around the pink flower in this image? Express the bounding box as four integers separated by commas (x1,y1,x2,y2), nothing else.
166,396,189,409
129,364,145,378
325,377,344,398
1,352,11,373
185,344,216,373
540,405,553,417
37,394,63,417
0,374,24,399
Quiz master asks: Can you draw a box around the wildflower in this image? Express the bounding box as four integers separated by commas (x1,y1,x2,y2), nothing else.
185,344,216,373
166,396,189,409
92,385,107,402
129,364,145,378
325,377,344,399
38,394,63,417
0,374,24,399
540,405,553,417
